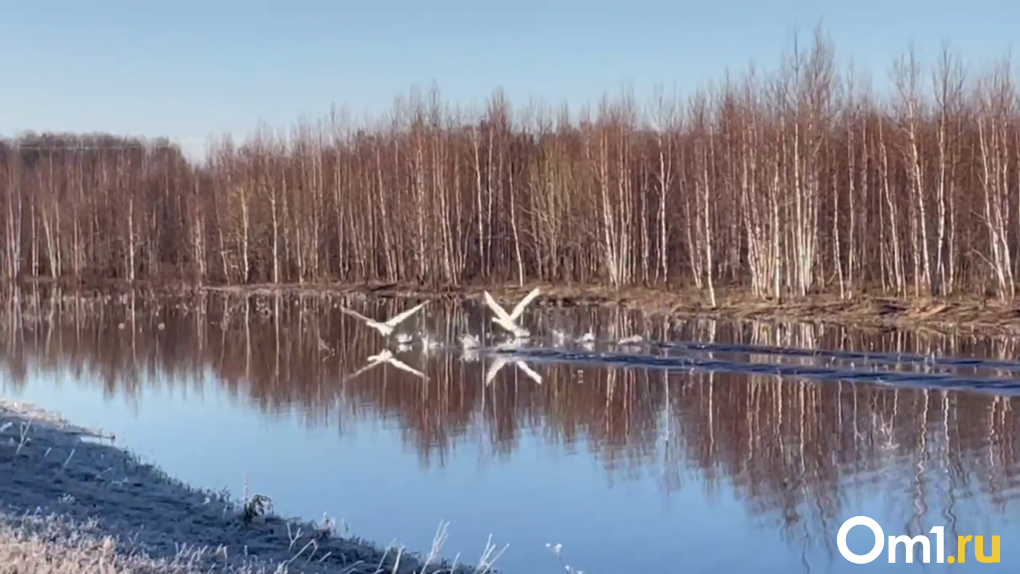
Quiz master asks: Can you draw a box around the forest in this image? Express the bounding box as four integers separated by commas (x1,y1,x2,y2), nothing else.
3,31,1020,303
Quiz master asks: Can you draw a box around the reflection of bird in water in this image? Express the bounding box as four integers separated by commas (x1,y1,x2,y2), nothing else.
485,356,542,385
483,287,541,339
337,301,429,344
394,334,413,353
484,338,541,384
344,349,426,381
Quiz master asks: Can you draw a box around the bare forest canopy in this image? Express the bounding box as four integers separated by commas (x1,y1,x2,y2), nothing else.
4,31,1020,301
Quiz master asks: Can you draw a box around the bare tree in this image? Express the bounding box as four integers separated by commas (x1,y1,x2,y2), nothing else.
0,31,1019,306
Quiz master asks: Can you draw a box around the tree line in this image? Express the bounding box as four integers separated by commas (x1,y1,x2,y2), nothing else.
3,30,1020,301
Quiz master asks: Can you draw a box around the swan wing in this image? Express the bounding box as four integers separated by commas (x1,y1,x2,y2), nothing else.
509,287,541,320
385,300,429,327
483,291,513,324
338,305,374,324
485,357,507,385
387,357,427,379
344,360,381,382
515,361,543,384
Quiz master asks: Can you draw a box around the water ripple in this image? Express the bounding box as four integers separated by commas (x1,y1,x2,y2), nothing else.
487,345,1020,396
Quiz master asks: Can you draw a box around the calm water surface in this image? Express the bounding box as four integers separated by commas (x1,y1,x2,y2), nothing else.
2,291,1019,573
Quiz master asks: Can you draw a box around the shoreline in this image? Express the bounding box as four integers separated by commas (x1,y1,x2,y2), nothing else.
13,278,1020,337
0,396,505,574
196,283,1020,337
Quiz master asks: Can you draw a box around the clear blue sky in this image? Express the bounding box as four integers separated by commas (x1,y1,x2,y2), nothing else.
0,0,1016,160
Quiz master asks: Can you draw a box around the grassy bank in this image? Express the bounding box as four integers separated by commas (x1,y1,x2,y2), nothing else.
0,397,520,574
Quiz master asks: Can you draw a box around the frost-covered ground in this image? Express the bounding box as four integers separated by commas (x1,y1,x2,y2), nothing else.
0,397,517,574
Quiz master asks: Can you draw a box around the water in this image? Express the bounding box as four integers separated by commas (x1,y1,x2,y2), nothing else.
1,290,1019,572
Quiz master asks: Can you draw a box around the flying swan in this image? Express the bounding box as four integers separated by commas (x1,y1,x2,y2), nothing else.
338,301,429,343
483,287,541,339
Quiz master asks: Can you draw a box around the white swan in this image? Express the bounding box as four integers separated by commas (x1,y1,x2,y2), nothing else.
483,287,541,339
551,329,567,347
577,331,595,350
458,333,481,362
345,349,426,381
460,333,480,349
418,332,442,354
338,301,429,342
616,334,644,351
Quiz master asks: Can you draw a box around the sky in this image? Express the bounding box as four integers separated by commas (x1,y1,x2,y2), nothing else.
0,0,1017,161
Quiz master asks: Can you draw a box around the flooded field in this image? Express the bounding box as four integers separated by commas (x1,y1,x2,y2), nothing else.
1,290,1019,573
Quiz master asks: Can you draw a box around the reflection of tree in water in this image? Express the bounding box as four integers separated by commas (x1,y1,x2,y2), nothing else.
3,290,1020,558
